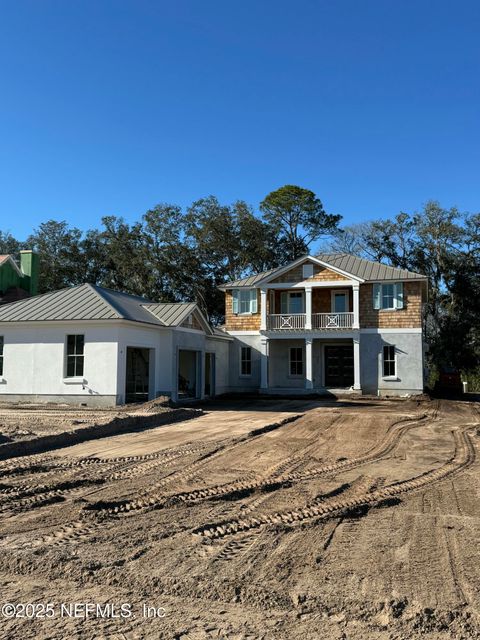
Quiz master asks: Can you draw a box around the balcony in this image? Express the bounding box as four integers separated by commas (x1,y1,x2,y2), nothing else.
267,312,354,331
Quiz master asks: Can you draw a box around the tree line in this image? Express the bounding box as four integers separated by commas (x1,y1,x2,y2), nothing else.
1,185,479,385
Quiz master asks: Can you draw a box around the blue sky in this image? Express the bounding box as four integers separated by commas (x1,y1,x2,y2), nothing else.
1,0,479,240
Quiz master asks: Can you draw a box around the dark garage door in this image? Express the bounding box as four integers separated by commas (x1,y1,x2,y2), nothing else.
325,345,354,387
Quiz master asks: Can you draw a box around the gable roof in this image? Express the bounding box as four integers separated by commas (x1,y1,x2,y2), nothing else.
0,283,211,331
0,254,23,277
219,253,426,288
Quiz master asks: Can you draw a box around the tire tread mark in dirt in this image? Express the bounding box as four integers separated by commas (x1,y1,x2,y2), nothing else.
193,426,476,539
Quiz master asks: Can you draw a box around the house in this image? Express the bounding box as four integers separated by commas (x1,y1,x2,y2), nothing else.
0,253,428,406
220,254,428,396
0,283,231,406
0,250,39,304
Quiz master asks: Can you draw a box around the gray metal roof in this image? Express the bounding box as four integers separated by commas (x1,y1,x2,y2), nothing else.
143,302,197,326
0,283,204,328
220,253,426,288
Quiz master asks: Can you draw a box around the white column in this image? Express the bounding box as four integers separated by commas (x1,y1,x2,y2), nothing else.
305,338,313,390
260,288,267,331
260,337,269,390
305,286,312,330
353,284,360,329
353,335,361,391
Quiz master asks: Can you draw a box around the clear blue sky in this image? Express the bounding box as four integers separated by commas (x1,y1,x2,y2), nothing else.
1,0,479,240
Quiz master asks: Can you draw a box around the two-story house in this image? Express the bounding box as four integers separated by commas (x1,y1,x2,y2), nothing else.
220,253,428,396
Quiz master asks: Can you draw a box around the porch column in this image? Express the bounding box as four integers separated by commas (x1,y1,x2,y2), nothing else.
305,338,313,390
352,284,360,329
260,337,269,390
353,335,361,391
260,288,267,331
305,286,312,330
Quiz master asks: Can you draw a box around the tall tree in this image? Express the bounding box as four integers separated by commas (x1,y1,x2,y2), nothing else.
260,185,341,261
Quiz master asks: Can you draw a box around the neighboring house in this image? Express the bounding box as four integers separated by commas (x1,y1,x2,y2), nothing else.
0,250,39,304
220,253,428,396
0,283,231,406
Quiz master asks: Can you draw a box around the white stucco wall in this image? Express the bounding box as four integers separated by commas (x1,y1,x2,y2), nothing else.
0,322,119,406
206,335,231,396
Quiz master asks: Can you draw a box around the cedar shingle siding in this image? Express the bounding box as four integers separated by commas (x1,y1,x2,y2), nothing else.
225,290,261,331
359,282,422,328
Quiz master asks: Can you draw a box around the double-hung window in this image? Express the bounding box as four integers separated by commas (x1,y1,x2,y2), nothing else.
232,289,257,315
373,283,404,310
0,336,4,376
383,345,396,377
289,347,303,376
66,335,85,378
281,291,305,314
240,346,252,376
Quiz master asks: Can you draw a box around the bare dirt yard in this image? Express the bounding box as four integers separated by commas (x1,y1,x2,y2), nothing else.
0,396,479,640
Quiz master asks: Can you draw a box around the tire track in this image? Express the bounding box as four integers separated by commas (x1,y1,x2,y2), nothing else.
193,426,476,539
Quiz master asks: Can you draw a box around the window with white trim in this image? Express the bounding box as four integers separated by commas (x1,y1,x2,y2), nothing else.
240,346,252,376
232,289,257,314
281,291,305,314
373,283,404,310
0,336,4,376
383,345,396,377
289,347,303,376
332,290,349,313
66,335,85,377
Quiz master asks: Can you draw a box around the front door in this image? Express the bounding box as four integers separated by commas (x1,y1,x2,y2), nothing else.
324,345,354,387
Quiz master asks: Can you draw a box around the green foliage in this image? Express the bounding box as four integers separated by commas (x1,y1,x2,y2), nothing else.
260,185,341,261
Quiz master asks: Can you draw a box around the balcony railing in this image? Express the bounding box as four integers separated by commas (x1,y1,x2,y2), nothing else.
266,312,354,330
312,312,354,329
267,314,306,330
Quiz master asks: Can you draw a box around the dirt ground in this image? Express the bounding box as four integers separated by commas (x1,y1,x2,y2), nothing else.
0,396,479,640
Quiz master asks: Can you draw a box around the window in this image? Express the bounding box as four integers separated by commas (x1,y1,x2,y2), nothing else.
281,291,305,314
232,289,257,314
240,346,252,376
289,347,303,376
373,283,404,310
302,263,314,279
383,345,396,377
332,291,348,313
66,334,85,378
0,336,3,376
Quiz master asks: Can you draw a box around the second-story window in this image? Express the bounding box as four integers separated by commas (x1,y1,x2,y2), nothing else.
66,335,85,377
281,291,305,314
232,289,257,314
373,283,404,310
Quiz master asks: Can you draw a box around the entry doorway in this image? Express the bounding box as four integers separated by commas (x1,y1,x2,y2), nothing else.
125,347,150,404
324,345,354,387
205,353,215,398
178,350,199,399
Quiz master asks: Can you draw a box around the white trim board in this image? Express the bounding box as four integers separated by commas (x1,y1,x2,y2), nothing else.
262,280,359,290
226,330,261,336
360,328,422,334
256,255,365,285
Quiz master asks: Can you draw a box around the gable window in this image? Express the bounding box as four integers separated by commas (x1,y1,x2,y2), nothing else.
289,347,303,376
373,283,404,310
0,336,3,376
383,345,396,377
302,263,314,279
281,291,305,314
232,289,257,315
66,335,85,378
240,346,252,376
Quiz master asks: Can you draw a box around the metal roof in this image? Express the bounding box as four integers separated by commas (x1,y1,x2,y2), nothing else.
0,283,204,328
220,253,426,288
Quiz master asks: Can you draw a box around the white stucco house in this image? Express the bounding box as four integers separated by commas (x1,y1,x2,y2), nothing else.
0,253,428,406
0,283,231,406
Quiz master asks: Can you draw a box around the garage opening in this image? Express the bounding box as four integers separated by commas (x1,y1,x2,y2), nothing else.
178,350,198,399
125,347,150,403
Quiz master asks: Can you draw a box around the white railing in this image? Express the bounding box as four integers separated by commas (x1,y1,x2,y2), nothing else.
267,314,306,330
312,312,354,329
